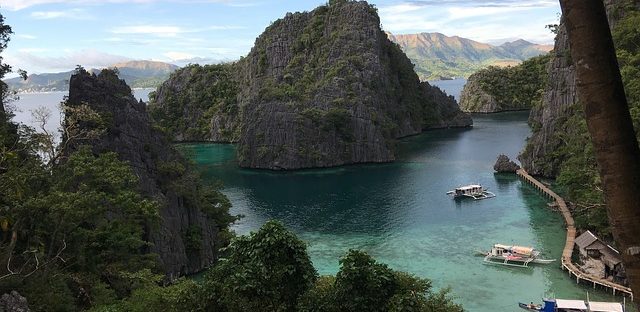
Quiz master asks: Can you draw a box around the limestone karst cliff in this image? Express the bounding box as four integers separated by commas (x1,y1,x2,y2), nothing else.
65,68,232,277
459,54,549,113
518,0,637,177
150,0,471,170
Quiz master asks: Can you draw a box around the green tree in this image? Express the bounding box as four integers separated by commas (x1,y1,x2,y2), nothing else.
199,220,317,311
1,147,162,310
333,250,397,312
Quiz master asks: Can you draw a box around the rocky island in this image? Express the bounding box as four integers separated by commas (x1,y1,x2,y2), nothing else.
459,54,549,113
149,0,471,170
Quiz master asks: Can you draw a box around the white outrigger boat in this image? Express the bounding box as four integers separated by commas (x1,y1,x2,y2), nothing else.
446,184,495,200
483,244,555,268
518,298,625,312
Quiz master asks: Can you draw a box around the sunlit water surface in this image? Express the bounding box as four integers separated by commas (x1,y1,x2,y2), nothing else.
182,111,632,311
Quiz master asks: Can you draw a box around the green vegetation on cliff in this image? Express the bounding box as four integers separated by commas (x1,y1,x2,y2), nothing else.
150,0,471,170
459,54,550,113
149,63,239,142
522,2,640,240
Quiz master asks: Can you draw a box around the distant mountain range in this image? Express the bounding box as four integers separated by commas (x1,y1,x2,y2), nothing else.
5,60,179,93
6,34,550,91
386,32,553,81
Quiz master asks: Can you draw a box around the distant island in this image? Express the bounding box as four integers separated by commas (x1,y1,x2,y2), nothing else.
386,32,552,81
4,60,178,92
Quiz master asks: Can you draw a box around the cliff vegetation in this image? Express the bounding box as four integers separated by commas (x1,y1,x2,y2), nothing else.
459,53,551,113
519,0,640,240
0,11,463,311
149,0,471,170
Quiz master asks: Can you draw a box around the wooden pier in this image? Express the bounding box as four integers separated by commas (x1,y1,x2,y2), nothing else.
516,169,633,300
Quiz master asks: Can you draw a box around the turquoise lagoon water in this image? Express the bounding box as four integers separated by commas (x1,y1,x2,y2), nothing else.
182,112,633,311
13,85,631,310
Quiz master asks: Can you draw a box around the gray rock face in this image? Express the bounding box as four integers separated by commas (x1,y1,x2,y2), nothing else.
494,154,520,173
459,77,500,113
0,291,30,312
518,22,576,177
150,1,471,170
66,69,229,278
517,0,634,177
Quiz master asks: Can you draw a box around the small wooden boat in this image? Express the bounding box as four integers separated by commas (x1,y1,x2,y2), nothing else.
518,302,543,311
446,184,495,200
483,244,555,268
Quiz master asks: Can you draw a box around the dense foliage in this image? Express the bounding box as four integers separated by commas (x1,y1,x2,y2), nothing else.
0,15,230,310
526,2,640,240
462,53,551,112
0,8,464,311
97,221,463,312
148,63,239,142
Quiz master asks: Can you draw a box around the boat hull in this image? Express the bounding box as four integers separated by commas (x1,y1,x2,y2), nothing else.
518,302,542,311
447,191,496,200
483,255,555,267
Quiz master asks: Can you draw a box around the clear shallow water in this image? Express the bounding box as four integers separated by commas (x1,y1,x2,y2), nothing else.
182,112,633,311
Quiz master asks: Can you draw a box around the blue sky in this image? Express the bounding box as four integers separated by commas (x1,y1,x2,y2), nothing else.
1,0,560,75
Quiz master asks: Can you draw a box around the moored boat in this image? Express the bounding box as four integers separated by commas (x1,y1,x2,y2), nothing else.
446,184,495,200
483,244,555,268
518,302,543,311
518,298,625,312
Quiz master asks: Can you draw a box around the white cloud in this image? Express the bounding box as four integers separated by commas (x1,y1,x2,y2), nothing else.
163,51,195,61
379,0,559,44
30,8,92,19
16,34,38,40
7,49,131,72
110,24,244,37
379,3,424,15
18,48,49,53
111,25,186,37
3,0,255,11
447,6,529,19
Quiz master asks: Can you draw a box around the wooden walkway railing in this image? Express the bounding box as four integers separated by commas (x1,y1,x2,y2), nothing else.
516,169,633,300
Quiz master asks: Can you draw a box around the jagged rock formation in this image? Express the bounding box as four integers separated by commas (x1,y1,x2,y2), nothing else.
150,0,471,170
517,22,576,177
65,69,231,278
493,154,520,173
518,0,636,177
0,291,30,312
459,54,550,113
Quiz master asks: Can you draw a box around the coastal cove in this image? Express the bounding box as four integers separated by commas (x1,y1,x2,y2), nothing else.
181,111,632,311
10,83,634,311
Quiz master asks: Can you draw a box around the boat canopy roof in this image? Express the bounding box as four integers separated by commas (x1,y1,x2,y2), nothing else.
456,184,482,190
511,246,534,255
588,301,624,312
555,299,588,309
493,244,534,255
